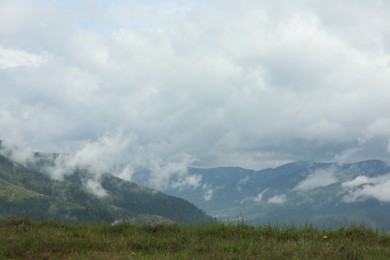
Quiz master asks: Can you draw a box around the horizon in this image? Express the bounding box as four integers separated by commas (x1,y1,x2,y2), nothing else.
1,138,390,172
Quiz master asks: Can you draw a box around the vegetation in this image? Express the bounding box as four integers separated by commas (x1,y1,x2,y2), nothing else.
1,218,390,259
170,161,390,229
0,154,213,225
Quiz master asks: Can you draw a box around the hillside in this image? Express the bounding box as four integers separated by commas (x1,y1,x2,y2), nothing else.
0,153,213,224
2,139,390,230
153,160,390,230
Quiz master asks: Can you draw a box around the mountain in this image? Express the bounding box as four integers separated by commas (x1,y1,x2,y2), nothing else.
2,139,390,230
154,160,390,230
0,153,213,225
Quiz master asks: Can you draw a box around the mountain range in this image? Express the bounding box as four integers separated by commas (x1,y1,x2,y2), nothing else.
152,160,390,230
0,152,213,225
2,140,390,230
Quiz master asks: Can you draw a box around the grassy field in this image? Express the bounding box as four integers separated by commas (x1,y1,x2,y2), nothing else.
1,218,390,259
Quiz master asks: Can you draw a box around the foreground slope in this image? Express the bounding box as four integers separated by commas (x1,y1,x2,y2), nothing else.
2,219,390,259
0,154,212,224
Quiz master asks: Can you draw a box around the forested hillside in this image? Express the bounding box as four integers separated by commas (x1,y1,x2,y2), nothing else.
0,153,213,224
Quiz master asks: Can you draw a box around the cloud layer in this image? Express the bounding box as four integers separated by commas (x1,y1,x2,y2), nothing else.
0,131,199,192
342,174,390,203
294,168,338,191
1,0,390,170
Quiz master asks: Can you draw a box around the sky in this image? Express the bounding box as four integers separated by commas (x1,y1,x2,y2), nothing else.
1,0,390,178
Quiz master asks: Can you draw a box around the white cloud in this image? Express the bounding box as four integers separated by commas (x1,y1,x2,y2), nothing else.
387,138,390,154
240,189,268,204
301,118,346,141
203,189,213,201
333,147,363,164
84,178,108,198
342,173,390,203
267,194,287,205
365,118,390,138
0,140,35,165
0,47,46,69
147,153,199,190
253,189,268,203
294,168,338,191
43,130,136,180
1,131,199,192
343,181,390,203
342,175,370,189
1,0,390,170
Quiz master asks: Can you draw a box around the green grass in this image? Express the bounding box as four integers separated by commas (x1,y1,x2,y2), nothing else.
0,179,43,202
1,218,390,259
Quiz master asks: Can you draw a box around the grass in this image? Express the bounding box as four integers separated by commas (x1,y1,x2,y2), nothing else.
0,179,43,202
1,218,390,259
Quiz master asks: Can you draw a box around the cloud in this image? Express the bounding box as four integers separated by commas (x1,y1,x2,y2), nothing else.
0,47,46,69
294,167,338,191
84,178,108,198
203,189,213,202
387,138,390,154
43,130,136,180
254,189,268,203
342,174,390,203
301,118,346,141
341,175,371,189
343,181,390,203
240,189,268,204
267,194,287,205
1,0,390,170
146,153,200,190
365,118,390,138
1,131,200,192
333,147,363,164
0,140,36,166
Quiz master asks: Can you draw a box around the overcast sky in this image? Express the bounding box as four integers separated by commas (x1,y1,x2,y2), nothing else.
1,0,390,171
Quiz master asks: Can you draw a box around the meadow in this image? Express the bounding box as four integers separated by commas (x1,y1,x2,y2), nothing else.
1,218,390,259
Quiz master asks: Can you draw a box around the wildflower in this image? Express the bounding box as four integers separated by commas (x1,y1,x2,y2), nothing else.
322,235,329,240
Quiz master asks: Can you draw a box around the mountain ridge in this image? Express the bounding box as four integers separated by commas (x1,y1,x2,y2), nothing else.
159,159,390,230
2,140,390,229
0,153,213,224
